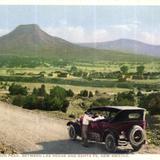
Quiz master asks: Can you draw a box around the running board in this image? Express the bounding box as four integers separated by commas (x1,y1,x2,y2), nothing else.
118,140,128,146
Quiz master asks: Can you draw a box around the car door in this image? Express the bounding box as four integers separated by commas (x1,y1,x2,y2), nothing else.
88,120,102,141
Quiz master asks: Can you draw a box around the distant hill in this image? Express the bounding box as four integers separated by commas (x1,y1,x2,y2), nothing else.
79,39,160,57
0,24,158,62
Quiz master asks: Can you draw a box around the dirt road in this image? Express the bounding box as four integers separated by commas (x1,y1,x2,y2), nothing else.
0,101,159,154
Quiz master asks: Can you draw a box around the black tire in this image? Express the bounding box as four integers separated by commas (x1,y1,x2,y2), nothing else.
129,125,145,151
68,125,77,140
105,133,117,153
132,144,143,152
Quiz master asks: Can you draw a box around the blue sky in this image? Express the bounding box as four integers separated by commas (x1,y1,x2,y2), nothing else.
0,5,160,44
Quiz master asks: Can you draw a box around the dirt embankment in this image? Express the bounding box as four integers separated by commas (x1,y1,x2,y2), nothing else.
0,101,159,154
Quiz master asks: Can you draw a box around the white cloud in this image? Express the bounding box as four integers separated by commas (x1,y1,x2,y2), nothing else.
110,24,131,32
138,31,160,45
0,29,9,37
44,26,117,43
44,26,87,42
43,23,142,43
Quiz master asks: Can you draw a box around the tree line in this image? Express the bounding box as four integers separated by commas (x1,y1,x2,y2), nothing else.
70,65,160,80
8,83,160,115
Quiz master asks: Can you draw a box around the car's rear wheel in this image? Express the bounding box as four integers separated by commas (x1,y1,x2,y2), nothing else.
68,125,77,140
105,133,117,153
129,125,145,151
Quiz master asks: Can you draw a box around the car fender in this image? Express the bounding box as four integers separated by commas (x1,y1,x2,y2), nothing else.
67,121,81,136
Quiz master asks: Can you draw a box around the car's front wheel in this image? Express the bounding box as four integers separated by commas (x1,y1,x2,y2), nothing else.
105,133,117,153
68,125,77,140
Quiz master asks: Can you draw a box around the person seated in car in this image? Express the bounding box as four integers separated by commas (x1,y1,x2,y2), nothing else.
92,111,105,119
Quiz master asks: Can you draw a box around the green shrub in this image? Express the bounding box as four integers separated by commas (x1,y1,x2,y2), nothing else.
66,89,74,97
61,99,69,112
70,66,78,73
89,91,93,98
44,95,69,112
79,90,88,97
136,65,145,79
139,92,160,115
23,95,37,109
32,88,38,96
12,95,24,106
32,84,46,97
9,83,28,95
114,91,136,106
7,80,72,113
35,97,46,110
120,65,129,75
50,86,67,99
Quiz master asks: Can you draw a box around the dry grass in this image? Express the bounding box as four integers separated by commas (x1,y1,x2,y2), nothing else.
0,142,17,154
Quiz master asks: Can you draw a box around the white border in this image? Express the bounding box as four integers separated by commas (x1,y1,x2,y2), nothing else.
0,154,160,159
0,0,159,5
0,0,159,159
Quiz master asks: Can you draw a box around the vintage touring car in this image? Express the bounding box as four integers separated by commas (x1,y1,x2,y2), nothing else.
67,106,146,152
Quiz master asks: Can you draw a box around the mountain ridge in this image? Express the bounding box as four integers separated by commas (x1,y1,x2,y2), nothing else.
78,38,160,57
0,24,158,62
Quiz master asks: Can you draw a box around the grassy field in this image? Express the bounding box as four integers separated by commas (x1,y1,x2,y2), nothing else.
0,61,159,75
0,61,160,93
75,62,160,72
0,61,160,94
131,79,160,84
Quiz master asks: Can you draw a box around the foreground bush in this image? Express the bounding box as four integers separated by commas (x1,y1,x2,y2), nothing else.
12,95,24,107
79,90,88,97
32,84,46,97
44,95,69,112
12,86,70,112
9,83,28,95
114,91,136,106
50,86,67,99
13,95,69,112
23,95,37,110
66,89,74,97
139,92,160,115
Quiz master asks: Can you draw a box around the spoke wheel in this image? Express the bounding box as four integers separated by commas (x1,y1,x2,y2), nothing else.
105,133,117,153
68,125,77,140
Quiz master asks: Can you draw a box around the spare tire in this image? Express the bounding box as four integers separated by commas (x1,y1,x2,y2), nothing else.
129,125,145,150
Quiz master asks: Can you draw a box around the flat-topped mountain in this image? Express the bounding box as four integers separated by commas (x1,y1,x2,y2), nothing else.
0,24,157,62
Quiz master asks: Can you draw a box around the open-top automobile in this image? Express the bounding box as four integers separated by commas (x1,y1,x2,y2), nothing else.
67,106,146,153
